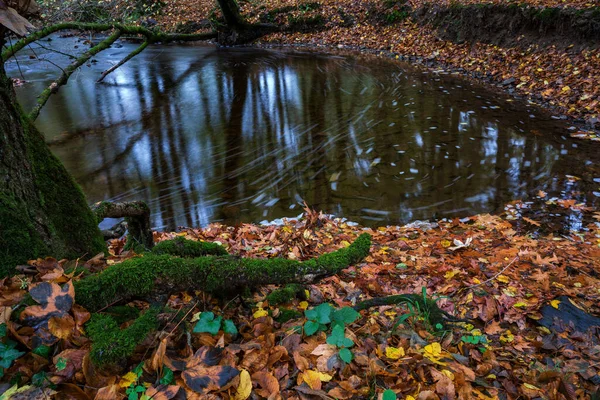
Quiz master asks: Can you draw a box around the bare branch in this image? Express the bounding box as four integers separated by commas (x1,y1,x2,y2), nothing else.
97,39,148,82
28,28,122,121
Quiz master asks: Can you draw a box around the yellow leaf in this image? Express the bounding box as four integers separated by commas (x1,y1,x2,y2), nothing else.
513,301,528,308
340,241,350,248
302,370,332,389
385,346,405,360
234,369,252,400
523,383,540,390
190,312,201,322
119,371,138,388
424,342,441,358
441,240,452,248
444,269,459,279
406,397,416,400
499,330,514,343
253,307,269,318
537,326,551,335
441,369,455,380
550,300,561,309
305,289,310,299
497,275,509,284
298,301,309,310
423,342,448,365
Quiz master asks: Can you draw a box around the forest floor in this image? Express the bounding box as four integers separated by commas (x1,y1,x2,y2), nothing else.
2,1,599,399
155,0,600,141
2,205,600,398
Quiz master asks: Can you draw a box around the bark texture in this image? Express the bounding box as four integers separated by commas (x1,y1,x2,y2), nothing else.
0,36,105,277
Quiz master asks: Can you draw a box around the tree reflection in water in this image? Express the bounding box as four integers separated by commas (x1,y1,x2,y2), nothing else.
8,40,597,230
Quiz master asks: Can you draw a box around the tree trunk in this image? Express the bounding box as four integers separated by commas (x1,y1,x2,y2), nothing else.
215,0,278,44
0,31,105,277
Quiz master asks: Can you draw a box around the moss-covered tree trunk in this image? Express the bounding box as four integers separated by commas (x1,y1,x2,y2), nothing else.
0,29,105,277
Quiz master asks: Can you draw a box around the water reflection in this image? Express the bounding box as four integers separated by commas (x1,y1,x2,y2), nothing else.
8,39,598,229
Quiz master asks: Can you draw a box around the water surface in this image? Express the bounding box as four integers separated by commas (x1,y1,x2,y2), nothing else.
8,37,599,229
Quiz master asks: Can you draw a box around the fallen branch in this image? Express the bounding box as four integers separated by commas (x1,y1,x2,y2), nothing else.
78,234,371,369
75,234,372,312
28,29,122,120
354,293,467,328
97,39,148,82
2,22,216,62
92,200,152,250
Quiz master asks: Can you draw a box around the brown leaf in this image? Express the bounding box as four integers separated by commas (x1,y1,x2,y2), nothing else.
293,351,310,372
21,281,75,325
145,385,181,400
83,354,115,391
252,371,280,399
48,315,75,340
53,349,87,381
187,346,223,368
54,383,91,400
182,364,239,394
148,337,168,373
94,384,120,400
0,5,34,36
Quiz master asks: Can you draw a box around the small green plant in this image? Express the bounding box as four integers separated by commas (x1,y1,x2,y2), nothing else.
124,363,146,400
303,304,360,363
193,312,238,337
0,324,25,379
384,9,408,23
382,389,397,400
326,325,354,363
391,288,449,333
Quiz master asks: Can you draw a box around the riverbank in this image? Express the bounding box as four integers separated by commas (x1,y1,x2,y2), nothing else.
155,0,600,138
2,205,599,398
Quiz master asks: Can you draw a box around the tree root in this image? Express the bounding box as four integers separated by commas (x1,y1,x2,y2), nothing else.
354,293,467,329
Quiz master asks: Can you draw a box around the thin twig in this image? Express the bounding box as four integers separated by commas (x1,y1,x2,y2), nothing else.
465,256,519,290
168,301,199,336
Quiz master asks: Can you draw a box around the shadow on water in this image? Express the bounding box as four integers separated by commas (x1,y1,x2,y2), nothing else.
7,37,600,230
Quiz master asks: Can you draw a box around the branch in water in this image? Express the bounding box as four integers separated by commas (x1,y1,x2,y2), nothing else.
97,39,148,82
28,29,122,121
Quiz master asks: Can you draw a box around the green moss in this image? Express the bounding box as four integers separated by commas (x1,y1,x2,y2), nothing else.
152,236,228,257
266,284,306,305
75,234,371,312
0,67,105,278
275,308,303,323
87,307,159,367
24,118,106,259
104,306,141,325
0,194,48,277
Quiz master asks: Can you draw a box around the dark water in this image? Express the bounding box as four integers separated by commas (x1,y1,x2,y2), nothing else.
7,37,600,230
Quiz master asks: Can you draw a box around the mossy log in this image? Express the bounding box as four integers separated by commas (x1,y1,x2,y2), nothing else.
83,235,370,368
76,234,371,312
87,307,159,368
